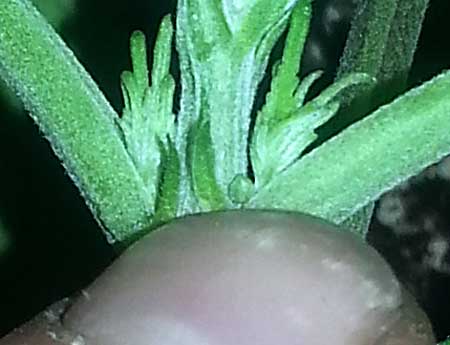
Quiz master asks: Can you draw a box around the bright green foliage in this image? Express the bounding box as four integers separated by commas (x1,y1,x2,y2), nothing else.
260,0,311,109
249,0,373,191
0,0,449,268
439,338,450,345
154,139,181,224
330,3,431,237
251,71,374,188
187,116,228,211
1,0,449,339
249,0,310,188
0,0,153,242
249,70,450,224
175,0,299,214
342,203,375,238
119,17,176,214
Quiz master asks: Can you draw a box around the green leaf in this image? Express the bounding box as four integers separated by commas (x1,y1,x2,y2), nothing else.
331,0,429,237
260,0,312,115
155,139,181,224
250,0,373,189
251,101,339,188
173,2,201,215
438,338,450,345
234,0,298,56
248,70,450,225
187,116,229,211
311,73,375,109
151,16,174,87
130,31,149,103
0,0,153,242
175,0,299,210
251,73,373,188
176,0,230,62
294,70,323,107
335,0,430,126
342,203,375,238
119,16,175,214
250,0,312,133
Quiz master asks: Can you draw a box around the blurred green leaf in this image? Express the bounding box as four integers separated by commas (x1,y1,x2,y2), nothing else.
337,0,429,111
32,0,75,28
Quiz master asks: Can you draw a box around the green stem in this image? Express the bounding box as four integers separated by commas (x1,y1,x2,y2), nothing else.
0,0,152,242
335,0,429,130
330,0,429,234
249,70,450,225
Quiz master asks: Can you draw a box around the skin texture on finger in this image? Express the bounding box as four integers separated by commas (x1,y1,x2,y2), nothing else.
0,299,81,345
0,210,436,345
0,317,57,345
374,289,436,345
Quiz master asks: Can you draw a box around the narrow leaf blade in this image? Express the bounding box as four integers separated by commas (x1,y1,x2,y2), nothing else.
249,70,450,225
155,139,181,224
188,118,229,211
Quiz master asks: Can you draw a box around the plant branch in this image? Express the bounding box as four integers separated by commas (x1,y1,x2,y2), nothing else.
0,0,153,242
175,0,298,213
337,0,429,114
249,70,450,225
331,0,429,235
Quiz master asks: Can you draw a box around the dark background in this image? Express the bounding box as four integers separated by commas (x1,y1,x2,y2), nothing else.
0,0,449,340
